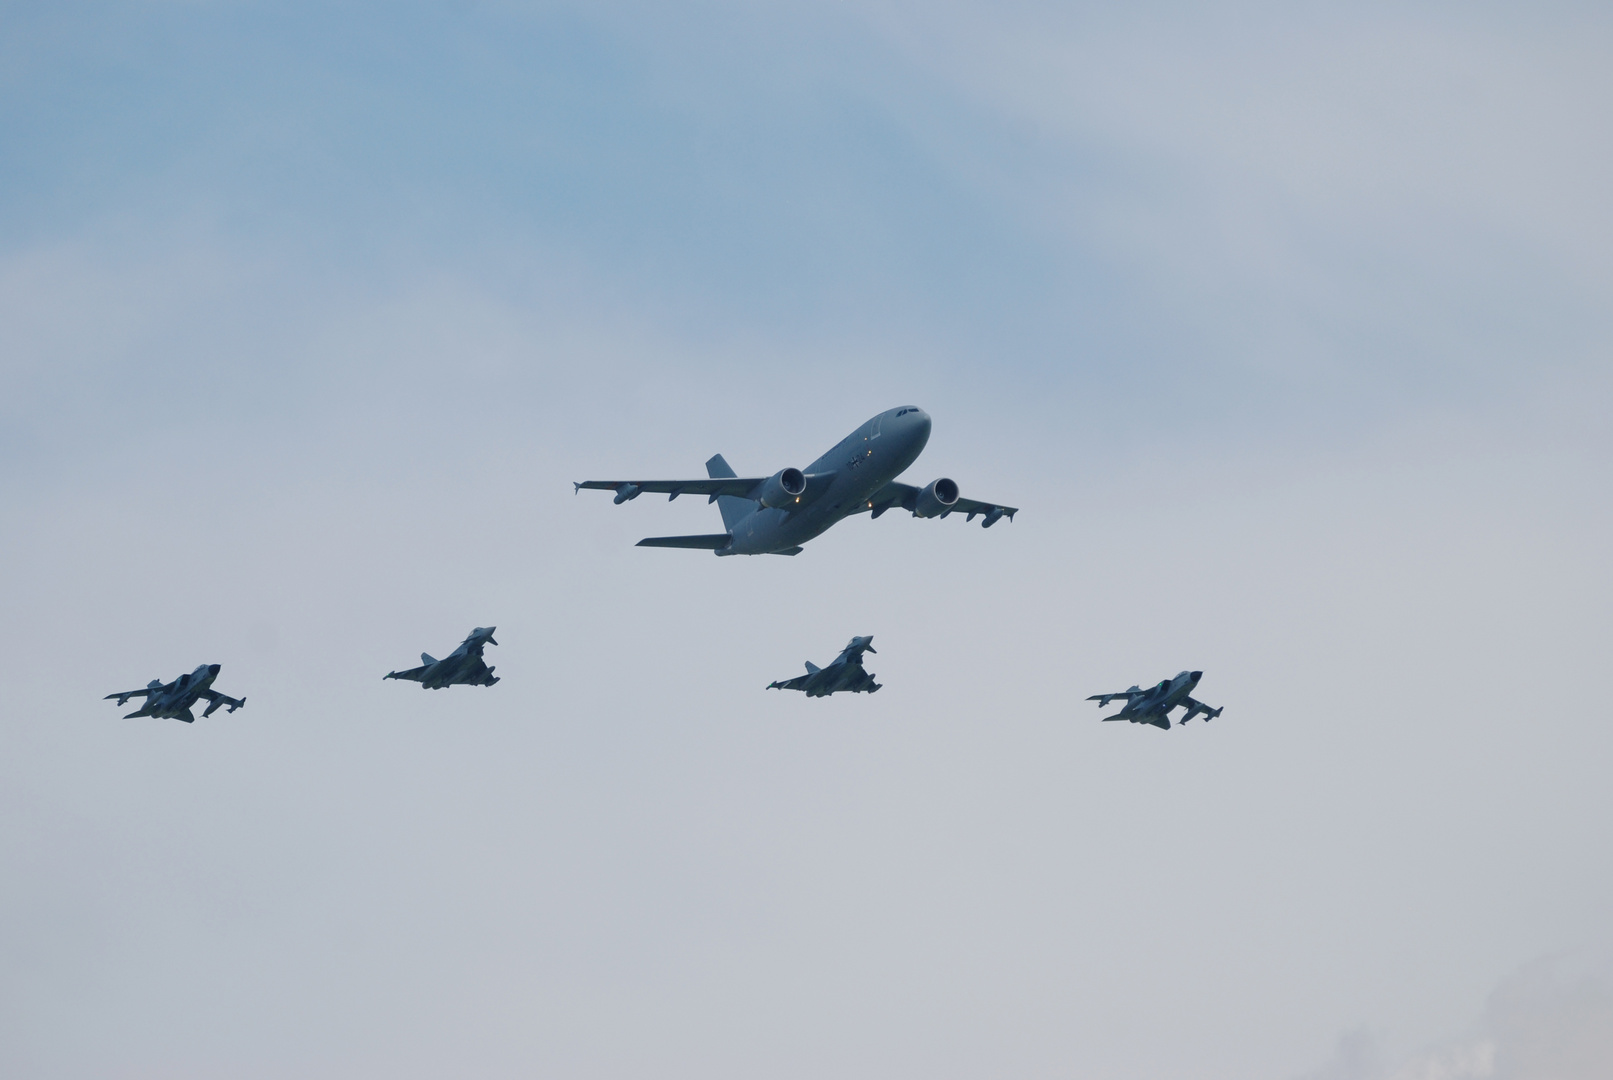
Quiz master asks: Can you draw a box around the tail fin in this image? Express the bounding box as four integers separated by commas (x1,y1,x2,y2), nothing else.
706,454,756,532
804,661,821,674
421,653,437,665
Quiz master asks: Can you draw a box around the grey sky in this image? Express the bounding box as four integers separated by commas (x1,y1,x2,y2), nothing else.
2,3,1610,1078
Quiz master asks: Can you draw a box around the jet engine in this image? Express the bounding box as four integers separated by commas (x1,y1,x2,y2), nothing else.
757,467,807,509
912,477,960,518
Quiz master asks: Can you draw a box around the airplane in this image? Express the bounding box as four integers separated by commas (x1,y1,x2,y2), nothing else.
104,664,246,723
574,406,1017,556
384,626,501,689
1088,670,1223,730
768,636,881,697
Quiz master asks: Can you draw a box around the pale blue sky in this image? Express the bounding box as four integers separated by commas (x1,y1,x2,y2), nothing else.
3,4,1610,1078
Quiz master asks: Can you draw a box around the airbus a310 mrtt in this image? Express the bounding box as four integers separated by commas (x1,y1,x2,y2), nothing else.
575,407,1017,556
1089,671,1223,730
104,664,246,723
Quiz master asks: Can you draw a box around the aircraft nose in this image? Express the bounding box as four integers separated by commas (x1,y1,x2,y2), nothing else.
208,664,221,677
1190,670,1203,681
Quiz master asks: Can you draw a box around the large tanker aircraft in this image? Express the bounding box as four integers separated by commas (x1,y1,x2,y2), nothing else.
575,407,1017,556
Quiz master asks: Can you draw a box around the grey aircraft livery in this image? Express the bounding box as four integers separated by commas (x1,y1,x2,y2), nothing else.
575,407,1017,555
1089,671,1224,730
104,664,246,723
384,626,501,689
769,636,881,697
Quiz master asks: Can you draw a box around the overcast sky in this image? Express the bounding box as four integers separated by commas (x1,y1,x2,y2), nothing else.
2,3,1610,1078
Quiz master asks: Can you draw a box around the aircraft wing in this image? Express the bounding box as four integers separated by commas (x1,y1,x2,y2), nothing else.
575,472,838,504
1179,696,1223,721
576,478,761,498
860,482,1018,525
103,688,156,706
199,690,246,716
1086,690,1140,703
384,666,429,682
768,673,815,692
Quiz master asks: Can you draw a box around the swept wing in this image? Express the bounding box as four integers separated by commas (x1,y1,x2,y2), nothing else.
574,473,837,504
860,481,1018,525
1178,696,1224,723
199,690,246,717
103,687,157,707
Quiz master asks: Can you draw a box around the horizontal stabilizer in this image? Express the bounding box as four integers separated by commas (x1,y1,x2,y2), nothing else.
636,534,731,550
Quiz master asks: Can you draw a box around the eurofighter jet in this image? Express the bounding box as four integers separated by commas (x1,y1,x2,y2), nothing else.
384,626,500,689
104,664,246,723
1089,670,1223,730
575,407,1017,556
768,636,881,697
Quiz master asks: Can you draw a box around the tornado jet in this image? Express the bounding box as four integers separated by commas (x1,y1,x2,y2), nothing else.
384,627,500,689
1088,670,1223,730
575,407,1017,556
104,664,246,723
768,636,881,697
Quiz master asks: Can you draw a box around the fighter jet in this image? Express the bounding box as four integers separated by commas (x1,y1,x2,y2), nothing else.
575,407,1017,556
1089,670,1223,730
104,664,246,723
768,636,881,697
384,627,500,689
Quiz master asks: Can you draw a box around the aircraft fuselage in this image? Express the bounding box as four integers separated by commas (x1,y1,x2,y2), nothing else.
129,664,220,720
722,407,932,555
1116,670,1202,727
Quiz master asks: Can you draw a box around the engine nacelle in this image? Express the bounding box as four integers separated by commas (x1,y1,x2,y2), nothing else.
757,467,807,509
912,477,960,518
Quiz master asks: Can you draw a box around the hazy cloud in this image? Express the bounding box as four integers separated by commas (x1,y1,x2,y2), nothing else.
2,4,1610,1078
